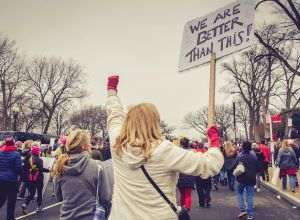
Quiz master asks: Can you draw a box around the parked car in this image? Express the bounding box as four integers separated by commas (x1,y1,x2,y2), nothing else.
0,131,51,144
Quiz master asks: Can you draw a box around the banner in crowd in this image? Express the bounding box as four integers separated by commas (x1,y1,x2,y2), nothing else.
179,0,255,71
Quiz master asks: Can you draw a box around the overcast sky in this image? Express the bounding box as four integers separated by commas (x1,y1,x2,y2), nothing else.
0,0,268,138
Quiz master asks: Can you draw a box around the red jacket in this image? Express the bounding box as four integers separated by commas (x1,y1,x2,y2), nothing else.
260,144,271,163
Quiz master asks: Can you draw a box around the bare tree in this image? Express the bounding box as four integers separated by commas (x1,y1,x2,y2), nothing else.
69,105,107,138
223,47,280,141
235,99,250,140
274,47,300,135
18,96,43,132
160,121,175,136
0,36,26,130
255,0,300,76
183,105,233,139
51,105,71,136
26,57,86,134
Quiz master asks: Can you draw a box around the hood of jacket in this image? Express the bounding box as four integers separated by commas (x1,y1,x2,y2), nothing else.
120,141,168,170
64,152,90,176
121,146,146,170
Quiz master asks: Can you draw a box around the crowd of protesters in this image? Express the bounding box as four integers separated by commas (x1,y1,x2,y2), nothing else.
0,75,299,220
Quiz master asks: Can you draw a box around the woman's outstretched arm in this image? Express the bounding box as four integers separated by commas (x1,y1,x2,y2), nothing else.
105,75,125,147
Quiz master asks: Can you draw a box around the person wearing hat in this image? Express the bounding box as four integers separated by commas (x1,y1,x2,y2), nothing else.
0,137,22,220
21,143,49,214
18,140,34,200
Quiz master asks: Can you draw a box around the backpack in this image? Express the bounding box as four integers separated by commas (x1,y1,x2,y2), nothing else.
28,157,40,182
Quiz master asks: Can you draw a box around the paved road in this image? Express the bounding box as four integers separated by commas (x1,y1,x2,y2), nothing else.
2,184,300,220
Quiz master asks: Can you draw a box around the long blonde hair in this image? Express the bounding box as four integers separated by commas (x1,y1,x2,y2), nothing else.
52,129,91,177
224,141,236,157
281,140,289,150
114,103,162,160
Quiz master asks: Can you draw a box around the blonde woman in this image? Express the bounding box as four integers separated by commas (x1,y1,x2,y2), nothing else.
223,141,238,191
18,140,34,199
53,129,114,220
105,75,224,220
277,140,298,192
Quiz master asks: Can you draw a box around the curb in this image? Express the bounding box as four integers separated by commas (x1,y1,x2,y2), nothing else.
261,181,300,208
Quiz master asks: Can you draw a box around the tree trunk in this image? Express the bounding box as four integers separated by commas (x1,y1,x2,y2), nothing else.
243,121,249,140
249,111,255,140
1,79,9,130
43,111,54,134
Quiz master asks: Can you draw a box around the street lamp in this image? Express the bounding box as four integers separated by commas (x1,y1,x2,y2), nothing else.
12,106,20,131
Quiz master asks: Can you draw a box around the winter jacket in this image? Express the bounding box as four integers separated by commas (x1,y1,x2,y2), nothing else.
236,151,258,186
0,146,22,183
106,95,224,220
21,150,31,182
224,154,238,172
54,153,114,220
177,173,195,189
277,147,298,170
260,144,271,163
27,155,49,183
254,149,265,174
291,145,300,168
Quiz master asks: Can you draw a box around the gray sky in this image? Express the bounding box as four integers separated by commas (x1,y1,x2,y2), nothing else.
0,0,266,137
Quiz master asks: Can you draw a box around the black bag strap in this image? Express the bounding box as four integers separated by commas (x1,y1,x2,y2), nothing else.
141,165,178,214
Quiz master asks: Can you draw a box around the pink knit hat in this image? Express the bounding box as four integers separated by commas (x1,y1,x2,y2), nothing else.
31,145,41,156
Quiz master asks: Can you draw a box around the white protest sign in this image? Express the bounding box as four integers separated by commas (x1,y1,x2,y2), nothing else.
179,0,255,72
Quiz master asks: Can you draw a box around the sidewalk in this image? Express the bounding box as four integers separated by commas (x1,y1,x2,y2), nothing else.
261,168,300,208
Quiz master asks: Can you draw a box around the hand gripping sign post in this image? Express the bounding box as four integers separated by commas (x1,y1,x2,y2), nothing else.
179,0,255,126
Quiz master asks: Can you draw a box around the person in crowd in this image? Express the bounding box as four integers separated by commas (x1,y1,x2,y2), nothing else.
277,140,298,192
223,141,238,191
22,143,49,214
259,140,271,182
0,137,22,220
105,75,224,220
177,137,195,211
100,137,112,161
273,140,281,164
16,141,23,154
54,135,67,159
252,143,265,193
53,129,114,220
52,138,59,151
288,139,300,187
90,138,103,161
192,142,213,208
235,141,258,220
18,140,34,200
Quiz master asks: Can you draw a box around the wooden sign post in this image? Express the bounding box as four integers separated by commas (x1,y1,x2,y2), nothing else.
208,53,216,127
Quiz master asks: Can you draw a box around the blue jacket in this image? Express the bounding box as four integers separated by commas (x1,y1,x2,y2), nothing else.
0,147,22,183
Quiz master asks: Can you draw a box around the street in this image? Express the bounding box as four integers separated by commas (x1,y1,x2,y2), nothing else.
2,183,299,220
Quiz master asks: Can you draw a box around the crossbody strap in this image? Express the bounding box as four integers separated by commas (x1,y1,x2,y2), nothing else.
140,165,178,214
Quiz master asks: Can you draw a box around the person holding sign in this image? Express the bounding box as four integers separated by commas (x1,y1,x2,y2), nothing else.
105,75,224,220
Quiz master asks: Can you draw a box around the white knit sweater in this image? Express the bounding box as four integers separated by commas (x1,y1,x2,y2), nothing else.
106,95,224,220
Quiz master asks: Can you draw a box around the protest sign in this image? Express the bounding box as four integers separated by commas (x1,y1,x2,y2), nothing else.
179,0,255,72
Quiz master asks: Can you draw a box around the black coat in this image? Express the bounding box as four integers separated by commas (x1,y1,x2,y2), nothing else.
236,151,259,186
177,173,195,189
224,155,238,171
254,150,265,173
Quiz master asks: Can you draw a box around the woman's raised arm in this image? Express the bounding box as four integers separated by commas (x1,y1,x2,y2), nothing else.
105,75,125,146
